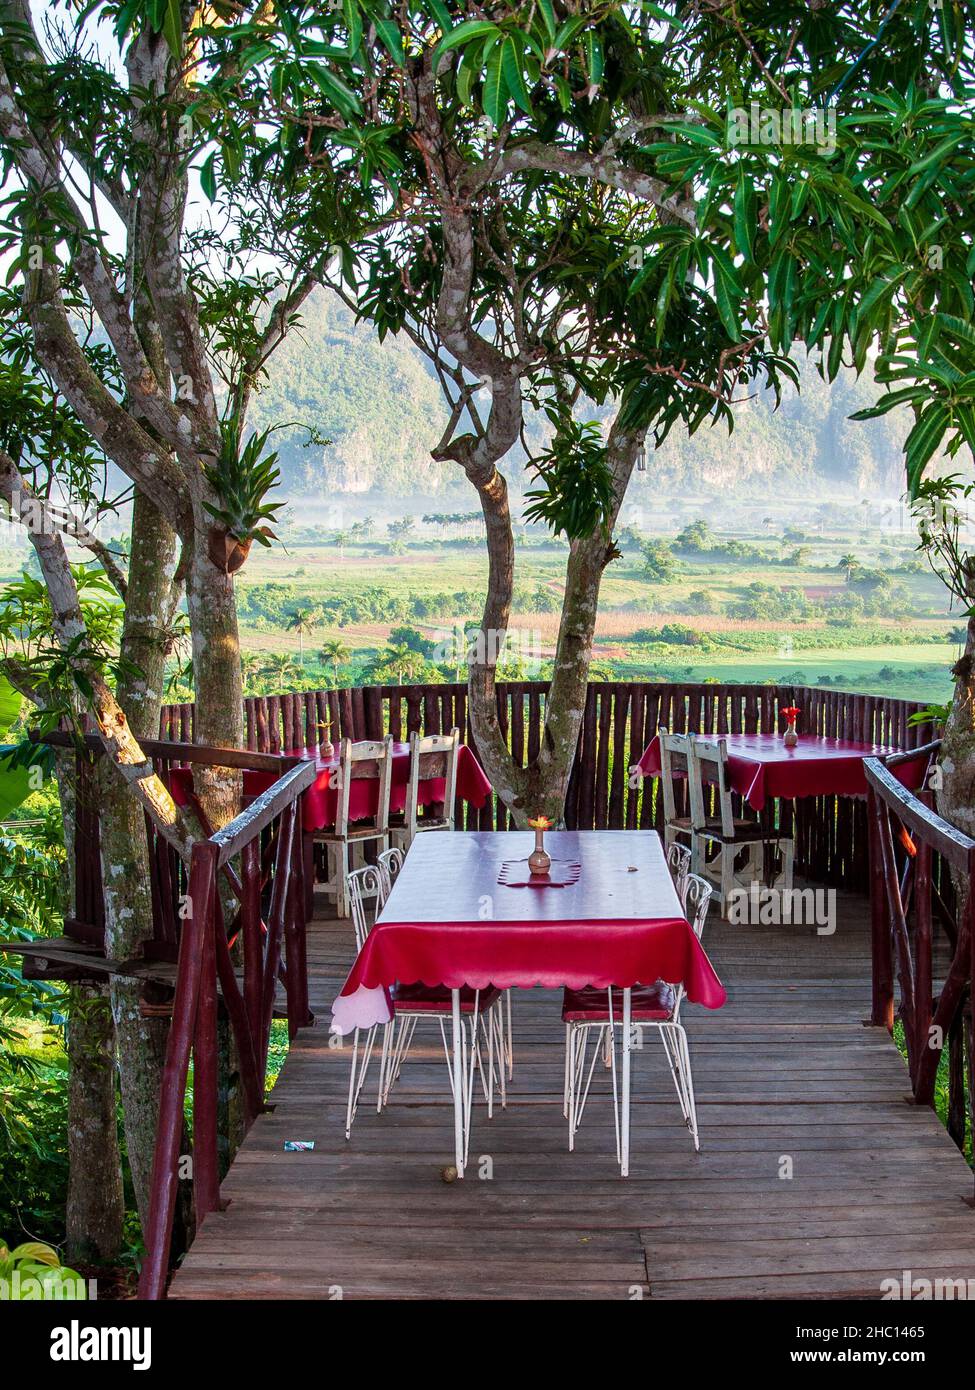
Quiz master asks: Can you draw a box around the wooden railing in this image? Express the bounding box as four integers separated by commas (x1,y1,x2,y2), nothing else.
865,745,975,1168
137,753,318,1299
163,681,935,893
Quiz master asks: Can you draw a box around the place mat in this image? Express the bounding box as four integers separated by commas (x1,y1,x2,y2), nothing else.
497,857,582,888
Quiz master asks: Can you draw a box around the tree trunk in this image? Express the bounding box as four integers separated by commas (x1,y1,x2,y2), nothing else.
102,492,181,1232
186,515,244,826
65,985,125,1265
467,423,644,826
55,750,125,1265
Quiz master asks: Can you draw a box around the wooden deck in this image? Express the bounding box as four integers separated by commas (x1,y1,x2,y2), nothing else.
170,884,975,1300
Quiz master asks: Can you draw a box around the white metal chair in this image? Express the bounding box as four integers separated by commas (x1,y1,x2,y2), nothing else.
377,845,404,903
687,734,794,915
380,839,513,1085
561,872,713,1171
315,735,393,918
667,840,691,904
344,864,385,1138
342,864,506,1162
390,727,460,853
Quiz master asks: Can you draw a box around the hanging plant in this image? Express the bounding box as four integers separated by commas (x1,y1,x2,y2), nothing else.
202,424,284,574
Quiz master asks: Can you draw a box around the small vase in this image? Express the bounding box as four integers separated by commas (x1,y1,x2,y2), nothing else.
528,827,551,876
319,734,335,760
783,720,798,748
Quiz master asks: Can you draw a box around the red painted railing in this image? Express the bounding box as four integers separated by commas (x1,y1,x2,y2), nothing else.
865,745,975,1168
135,753,317,1299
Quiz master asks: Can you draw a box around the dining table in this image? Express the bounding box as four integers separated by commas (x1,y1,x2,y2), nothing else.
331,829,726,1177
635,731,930,810
168,740,493,831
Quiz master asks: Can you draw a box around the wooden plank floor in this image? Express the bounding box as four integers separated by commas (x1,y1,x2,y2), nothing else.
170,885,975,1300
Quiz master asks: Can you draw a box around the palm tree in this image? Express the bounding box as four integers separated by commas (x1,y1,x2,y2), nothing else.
239,650,262,692
286,607,318,662
320,638,350,687
263,651,300,688
366,642,424,686
838,553,860,583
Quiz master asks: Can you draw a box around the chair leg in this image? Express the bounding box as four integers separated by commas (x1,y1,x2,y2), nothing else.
505,990,513,1080
563,1024,571,1118
719,843,734,918
345,1027,360,1141
660,1022,700,1151
346,1025,378,1139
377,1018,394,1111
782,837,795,893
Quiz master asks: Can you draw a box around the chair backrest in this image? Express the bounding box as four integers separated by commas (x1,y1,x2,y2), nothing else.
667,841,691,900
687,734,735,838
332,736,394,837
377,846,405,906
404,727,460,838
682,871,713,939
657,726,690,827
671,871,713,1022
347,864,384,953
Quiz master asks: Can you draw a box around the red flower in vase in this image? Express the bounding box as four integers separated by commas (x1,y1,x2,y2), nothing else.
781,706,801,723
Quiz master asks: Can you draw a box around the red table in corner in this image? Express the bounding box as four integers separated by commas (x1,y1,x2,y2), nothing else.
168,741,492,830
636,731,929,811
331,829,726,1178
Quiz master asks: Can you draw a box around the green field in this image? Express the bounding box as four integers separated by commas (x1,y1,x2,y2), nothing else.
222,506,959,706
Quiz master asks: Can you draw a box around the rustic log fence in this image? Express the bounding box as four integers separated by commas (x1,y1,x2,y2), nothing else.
162,681,935,894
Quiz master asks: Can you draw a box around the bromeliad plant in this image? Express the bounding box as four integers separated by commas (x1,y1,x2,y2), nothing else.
202,423,284,573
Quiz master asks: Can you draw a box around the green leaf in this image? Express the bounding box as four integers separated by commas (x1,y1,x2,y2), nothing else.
849,387,926,420
0,750,32,822
199,151,217,202
432,19,499,74
536,0,557,42
343,0,363,56
161,0,181,60
372,16,405,65
709,245,744,340
905,402,951,495
500,35,531,114
553,15,589,50
0,675,22,740
733,169,755,261
482,41,506,128
585,30,603,85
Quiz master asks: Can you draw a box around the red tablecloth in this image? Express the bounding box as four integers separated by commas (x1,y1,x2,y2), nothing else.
169,742,492,831
331,830,726,1034
637,732,927,812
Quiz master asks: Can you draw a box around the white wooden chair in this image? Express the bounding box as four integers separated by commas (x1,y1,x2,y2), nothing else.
561,873,713,1169
315,736,393,918
656,726,694,855
390,727,460,853
687,734,794,916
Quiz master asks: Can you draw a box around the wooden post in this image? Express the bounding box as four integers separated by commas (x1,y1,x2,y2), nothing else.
192,907,221,1225
138,841,217,1300
866,787,894,1029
